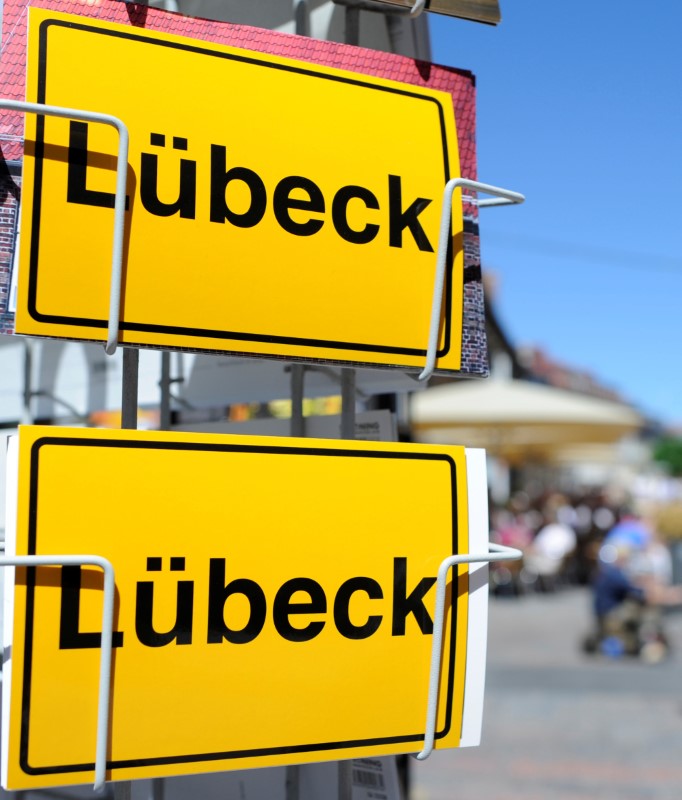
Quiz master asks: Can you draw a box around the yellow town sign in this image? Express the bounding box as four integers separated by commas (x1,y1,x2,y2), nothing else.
3,426,470,787
16,9,464,372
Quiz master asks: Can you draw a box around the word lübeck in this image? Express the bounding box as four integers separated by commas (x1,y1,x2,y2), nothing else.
58,556,443,649
66,122,436,252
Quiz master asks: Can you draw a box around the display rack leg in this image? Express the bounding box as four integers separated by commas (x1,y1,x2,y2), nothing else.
151,777,165,800
21,339,34,424
117,347,139,798
339,761,354,800
290,364,305,438
339,370,357,800
294,0,309,36
287,366,358,799
286,362,305,798
159,352,172,431
344,7,360,45
113,781,131,800
340,368,356,440
285,765,300,800
121,349,139,431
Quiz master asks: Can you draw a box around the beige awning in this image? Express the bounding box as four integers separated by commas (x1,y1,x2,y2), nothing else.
410,378,644,463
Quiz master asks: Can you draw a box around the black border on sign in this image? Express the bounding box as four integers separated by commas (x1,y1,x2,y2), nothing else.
27,17,455,361
19,435,460,776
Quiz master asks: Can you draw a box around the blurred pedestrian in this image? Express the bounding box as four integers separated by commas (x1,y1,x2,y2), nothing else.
584,537,682,662
603,506,651,552
524,513,576,592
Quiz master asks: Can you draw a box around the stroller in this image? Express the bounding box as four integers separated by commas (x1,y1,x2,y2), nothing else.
582,595,671,663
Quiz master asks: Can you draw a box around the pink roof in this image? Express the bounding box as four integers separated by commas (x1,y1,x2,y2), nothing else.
0,0,476,179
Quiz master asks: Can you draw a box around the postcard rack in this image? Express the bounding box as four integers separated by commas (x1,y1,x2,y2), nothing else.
0,97,523,800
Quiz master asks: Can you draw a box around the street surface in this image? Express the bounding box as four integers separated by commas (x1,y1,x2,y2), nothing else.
411,587,682,800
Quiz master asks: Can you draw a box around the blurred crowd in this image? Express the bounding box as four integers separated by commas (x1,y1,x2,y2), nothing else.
489,489,682,662
490,489,620,594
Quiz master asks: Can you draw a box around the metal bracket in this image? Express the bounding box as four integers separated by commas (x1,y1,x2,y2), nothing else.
418,179,524,382
0,99,129,357
0,554,116,792
413,542,523,761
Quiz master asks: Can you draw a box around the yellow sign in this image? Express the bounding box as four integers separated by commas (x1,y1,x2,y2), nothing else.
15,9,464,373
3,426,470,788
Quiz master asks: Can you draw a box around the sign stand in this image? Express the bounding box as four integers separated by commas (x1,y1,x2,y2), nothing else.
340,369,356,440
338,367,357,800
121,349,139,431
0,49,524,794
160,352,172,432
286,764,301,800
115,346,139,800
290,364,306,438
290,361,361,800
338,759,353,800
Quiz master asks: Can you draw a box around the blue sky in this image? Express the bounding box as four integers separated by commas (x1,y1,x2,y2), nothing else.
429,3,682,427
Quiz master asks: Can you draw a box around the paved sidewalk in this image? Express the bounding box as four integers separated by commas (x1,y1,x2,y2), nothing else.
411,587,682,800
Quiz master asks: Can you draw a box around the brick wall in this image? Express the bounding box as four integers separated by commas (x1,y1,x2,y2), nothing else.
0,160,20,335
462,217,487,376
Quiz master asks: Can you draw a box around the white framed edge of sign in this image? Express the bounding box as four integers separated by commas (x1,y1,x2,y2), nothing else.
2,433,19,788
8,218,20,315
459,447,489,747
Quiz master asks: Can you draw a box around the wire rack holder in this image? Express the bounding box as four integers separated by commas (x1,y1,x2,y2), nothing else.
418,178,524,382
0,99,129,357
413,541,523,761
0,554,116,792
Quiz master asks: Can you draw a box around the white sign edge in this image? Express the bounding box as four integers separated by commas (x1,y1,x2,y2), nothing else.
1,433,19,788
459,447,489,747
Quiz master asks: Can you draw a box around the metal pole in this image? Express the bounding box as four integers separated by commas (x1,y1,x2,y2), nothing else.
286,361,307,799
345,7,360,45
338,761,353,800
340,368,356,440
121,349,139,431
290,364,306,438
338,13,360,791
117,343,138,797
21,339,33,424
294,0,309,36
340,366,357,800
159,352,171,431
285,765,300,800
151,777,165,800
113,781,132,800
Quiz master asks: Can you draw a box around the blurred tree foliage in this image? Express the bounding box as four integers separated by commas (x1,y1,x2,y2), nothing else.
653,437,682,477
